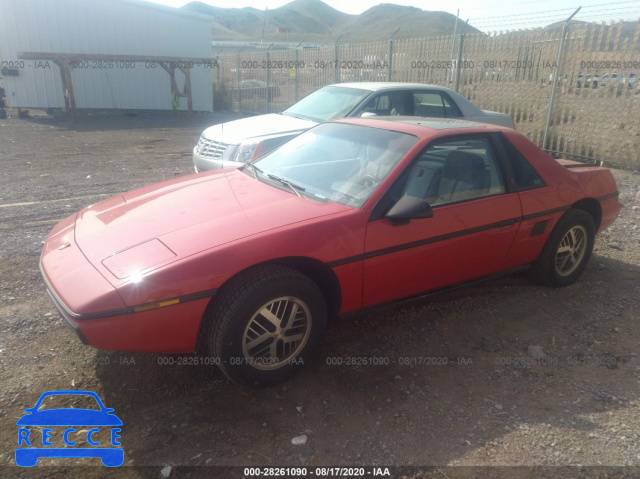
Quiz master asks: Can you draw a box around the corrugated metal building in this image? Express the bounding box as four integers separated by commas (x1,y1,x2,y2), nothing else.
0,0,213,112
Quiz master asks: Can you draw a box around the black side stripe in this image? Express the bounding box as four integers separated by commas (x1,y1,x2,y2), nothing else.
597,191,619,202
521,205,570,221
58,286,216,320
328,194,617,268
328,218,518,267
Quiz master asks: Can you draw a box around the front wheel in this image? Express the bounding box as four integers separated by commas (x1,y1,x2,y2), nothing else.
205,265,327,387
531,209,595,287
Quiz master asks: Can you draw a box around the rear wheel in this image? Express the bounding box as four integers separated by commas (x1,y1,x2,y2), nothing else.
205,265,327,387
532,209,595,287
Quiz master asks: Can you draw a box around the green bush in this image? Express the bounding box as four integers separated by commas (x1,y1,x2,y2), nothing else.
213,81,232,111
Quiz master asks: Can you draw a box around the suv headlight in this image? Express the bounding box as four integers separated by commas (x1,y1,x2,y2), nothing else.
233,141,263,163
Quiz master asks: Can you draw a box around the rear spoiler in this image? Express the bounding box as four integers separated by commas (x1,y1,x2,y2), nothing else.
543,149,603,168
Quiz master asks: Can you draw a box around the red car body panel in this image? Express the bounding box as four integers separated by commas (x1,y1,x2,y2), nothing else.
40,118,622,353
41,213,127,315
73,300,210,353
363,193,522,306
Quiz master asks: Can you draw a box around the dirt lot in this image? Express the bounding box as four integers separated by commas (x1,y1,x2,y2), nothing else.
1,111,639,479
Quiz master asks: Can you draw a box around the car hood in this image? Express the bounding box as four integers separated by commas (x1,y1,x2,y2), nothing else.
201,113,316,144
74,169,351,284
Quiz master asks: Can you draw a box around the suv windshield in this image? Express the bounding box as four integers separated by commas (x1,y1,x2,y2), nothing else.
252,123,418,208
282,86,372,122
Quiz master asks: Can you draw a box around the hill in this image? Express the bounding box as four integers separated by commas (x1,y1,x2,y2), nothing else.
181,0,478,43
339,4,477,42
544,19,640,50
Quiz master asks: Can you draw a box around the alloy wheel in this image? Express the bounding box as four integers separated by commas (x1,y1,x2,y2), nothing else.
242,296,312,371
554,225,588,277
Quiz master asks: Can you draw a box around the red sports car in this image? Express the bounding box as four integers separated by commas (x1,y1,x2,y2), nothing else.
41,118,621,386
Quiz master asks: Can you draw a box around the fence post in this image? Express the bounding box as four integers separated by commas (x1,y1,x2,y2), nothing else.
236,52,241,113
454,34,465,92
266,50,270,113
447,10,460,85
295,49,299,102
453,20,469,92
543,7,581,149
334,36,341,84
388,38,393,81
388,28,401,82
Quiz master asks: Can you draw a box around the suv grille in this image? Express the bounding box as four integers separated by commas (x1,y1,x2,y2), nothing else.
196,137,229,159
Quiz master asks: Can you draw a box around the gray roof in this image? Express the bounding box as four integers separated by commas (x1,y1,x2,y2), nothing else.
330,82,456,92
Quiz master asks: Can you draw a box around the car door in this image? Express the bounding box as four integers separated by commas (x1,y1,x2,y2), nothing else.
362,134,522,307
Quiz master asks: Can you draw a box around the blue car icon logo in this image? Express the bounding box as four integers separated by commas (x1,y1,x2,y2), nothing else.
16,390,123,467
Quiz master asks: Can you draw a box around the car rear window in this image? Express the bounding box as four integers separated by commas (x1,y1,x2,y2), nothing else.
499,135,546,190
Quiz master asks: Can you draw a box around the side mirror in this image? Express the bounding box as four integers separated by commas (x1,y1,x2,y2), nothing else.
386,195,433,225
360,112,377,118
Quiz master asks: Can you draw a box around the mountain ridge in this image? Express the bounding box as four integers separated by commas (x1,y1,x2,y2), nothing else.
181,0,479,43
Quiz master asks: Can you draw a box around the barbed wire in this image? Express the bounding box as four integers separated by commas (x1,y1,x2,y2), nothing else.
472,8,639,24
472,0,638,18
466,1,639,31
471,10,639,30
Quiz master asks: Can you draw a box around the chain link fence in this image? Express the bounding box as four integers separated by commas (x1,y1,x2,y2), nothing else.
214,20,640,169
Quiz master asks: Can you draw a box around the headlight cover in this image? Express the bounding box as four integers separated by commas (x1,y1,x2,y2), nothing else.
234,141,263,163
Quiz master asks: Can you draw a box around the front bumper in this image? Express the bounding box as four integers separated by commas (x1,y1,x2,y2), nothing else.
41,260,211,353
40,217,211,353
192,146,244,172
43,276,89,345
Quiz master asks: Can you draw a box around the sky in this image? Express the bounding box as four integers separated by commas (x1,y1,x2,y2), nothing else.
144,0,640,32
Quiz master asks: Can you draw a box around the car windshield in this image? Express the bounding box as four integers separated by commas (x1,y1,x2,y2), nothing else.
282,86,372,122
37,394,101,411
252,123,418,208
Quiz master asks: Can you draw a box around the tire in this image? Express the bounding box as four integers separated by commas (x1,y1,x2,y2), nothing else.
205,265,327,387
531,209,595,287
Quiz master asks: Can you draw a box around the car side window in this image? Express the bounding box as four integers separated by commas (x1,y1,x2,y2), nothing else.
413,92,462,118
362,92,406,116
499,135,546,190
400,137,505,206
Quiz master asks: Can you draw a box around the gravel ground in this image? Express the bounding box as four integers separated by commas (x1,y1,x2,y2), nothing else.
0,111,639,479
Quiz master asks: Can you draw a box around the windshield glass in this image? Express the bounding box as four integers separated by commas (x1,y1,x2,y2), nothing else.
282,86,372,122
253,123,418,208
37,394,101,411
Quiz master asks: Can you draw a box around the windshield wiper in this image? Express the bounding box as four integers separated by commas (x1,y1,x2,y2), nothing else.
243,163,263,180
331,189,360,203
282,112,314,121
267,174,305,198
